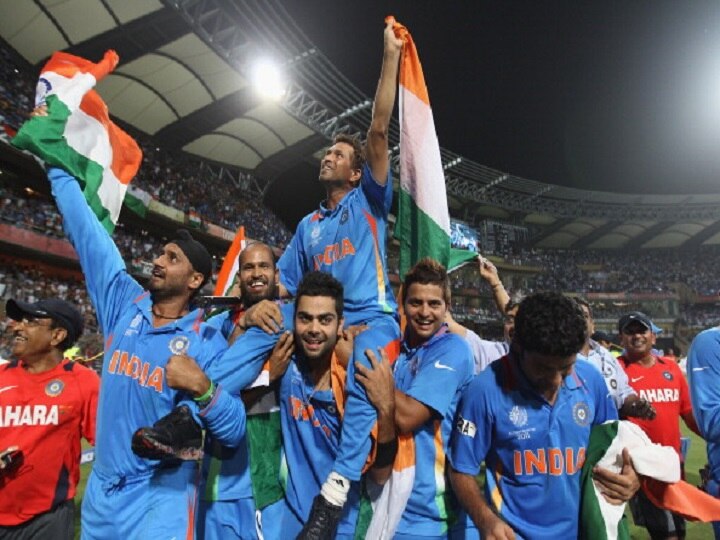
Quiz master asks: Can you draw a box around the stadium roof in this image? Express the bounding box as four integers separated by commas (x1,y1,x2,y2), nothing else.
4,0,720,249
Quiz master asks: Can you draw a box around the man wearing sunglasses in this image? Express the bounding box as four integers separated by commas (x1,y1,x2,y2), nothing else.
0,298,99,540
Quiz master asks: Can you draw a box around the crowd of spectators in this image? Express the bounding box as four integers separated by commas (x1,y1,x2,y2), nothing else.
0,45,33,132
489,246,720,296
0,264,99,363
132,142,292,247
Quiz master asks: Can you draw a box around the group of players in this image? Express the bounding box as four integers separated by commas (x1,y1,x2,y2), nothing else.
2,18,720,540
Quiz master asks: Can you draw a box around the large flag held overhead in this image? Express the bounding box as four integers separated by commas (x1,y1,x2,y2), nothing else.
392,18,477,277
12,50,142,233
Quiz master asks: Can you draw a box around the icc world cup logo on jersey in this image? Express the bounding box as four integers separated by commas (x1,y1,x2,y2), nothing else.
509,405,528,427
45,379,64,397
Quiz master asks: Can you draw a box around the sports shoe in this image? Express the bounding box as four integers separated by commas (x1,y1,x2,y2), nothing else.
297,495,342,540
131,405,203,460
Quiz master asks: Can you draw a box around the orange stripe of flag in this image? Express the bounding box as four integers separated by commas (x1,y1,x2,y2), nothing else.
387,15,430,106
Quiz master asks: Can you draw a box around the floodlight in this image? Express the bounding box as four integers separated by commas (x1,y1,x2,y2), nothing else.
251,59,285,101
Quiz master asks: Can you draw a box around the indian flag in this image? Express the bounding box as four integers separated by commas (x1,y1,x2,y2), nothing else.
213,226,246,296
391,17,476,276
580,421,720,540
12,50,142,233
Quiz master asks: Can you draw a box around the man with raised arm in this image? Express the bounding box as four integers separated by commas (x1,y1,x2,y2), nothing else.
41,158,277,538
276,20,404,535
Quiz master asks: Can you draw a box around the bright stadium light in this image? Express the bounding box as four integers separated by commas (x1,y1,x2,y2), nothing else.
251,59,285,101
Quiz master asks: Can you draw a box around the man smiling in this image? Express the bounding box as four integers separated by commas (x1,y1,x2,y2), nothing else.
0,298,98,540
618,311,700,540
357,258,476,538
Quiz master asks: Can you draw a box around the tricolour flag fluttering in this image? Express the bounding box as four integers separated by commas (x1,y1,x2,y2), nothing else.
580,421,720,540
213,226,246,296
392,18,477,277
12,50,142,233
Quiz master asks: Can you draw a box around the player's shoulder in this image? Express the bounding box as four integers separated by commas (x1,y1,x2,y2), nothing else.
692,327,720,349
426,332,474,363
62,360,101,386
574,358,607,385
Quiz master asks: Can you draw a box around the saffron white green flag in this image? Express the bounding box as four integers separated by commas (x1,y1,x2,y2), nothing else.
580,420,720,540
12,50,142,232
392,19,477,276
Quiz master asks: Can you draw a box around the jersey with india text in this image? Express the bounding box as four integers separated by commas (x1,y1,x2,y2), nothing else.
278,355,361,536
393,326,475,536
0,359,99,526
618,355,692,457
49,167,256,482
278,164,395,325
450,355,617,540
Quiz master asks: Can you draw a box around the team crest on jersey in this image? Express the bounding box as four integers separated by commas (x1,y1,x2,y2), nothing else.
610,379,617,389
573,402,590,426
45,379,64,397
663,371,673,381
340,208,349,224
509,405,528,427
168,336,190,355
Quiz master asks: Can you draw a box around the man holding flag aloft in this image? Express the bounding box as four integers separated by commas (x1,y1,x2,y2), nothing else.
276,18,404,537
16,52,273,539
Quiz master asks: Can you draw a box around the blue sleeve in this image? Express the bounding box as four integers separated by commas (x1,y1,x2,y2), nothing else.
688,329,720,442
206,310,231,334
405,336,474,417
359,163,392,216
48,167,142,335
449,375,493,475
206,327,282,396
278,220,307,296
197,385,246,447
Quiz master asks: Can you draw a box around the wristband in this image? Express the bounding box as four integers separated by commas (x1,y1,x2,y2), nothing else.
194,380,215,405
374,438,398,468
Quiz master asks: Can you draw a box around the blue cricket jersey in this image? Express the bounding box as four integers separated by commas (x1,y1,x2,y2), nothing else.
48,167,252,481
449,355,617,540
393,326,475,536
278,163,396,325
688,328,720,482
278,356,361,536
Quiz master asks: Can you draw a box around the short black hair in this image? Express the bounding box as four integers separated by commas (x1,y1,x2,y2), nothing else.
514,292,587,357
574,296,592,318
295,271,344,318
402,258,450,304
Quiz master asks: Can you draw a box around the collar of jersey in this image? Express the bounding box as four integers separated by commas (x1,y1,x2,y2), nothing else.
316,190,354,220
401,323,450,355
136,292,202,332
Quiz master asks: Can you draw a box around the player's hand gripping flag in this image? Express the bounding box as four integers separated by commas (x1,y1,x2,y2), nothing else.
392,17,477,277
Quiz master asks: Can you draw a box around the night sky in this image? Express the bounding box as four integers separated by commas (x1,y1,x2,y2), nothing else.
281,1,720,196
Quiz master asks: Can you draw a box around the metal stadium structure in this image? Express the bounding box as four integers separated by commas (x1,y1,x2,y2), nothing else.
3,0,720,250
